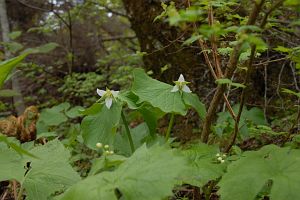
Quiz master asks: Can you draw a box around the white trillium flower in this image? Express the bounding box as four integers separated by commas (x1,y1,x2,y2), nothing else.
96,88,119,109
171,74,192,93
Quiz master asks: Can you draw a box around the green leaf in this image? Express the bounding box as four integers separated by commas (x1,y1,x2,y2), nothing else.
181,143,225,187
282,88,300,98
274,46,291,53
0,140,80,200
60,144,187,200
138,104,165,137
218,145,300,200
183,35,202,46
118,91,139,109
0,54,27,88
132,68,187,115
182,93,206,119
24,140,80,200
65,106,84,118
0,89,20,97
23,42,59,54
38,106,68,126
9,31,22,40
0,134,37,158
216,78,246,88
81,102,122,149
0,147,24,181
89,154,127,176
114,123,150,156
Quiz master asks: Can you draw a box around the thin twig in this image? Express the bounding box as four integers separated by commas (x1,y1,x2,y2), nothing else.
201,0,266,143
187,0,236,119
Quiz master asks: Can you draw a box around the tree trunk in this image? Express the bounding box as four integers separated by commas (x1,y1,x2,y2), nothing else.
121,0,212,88
0,0,25,115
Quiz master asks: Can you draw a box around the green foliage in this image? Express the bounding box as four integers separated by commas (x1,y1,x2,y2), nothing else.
181,143,226,187
132,68,187,115
60,144,187,200
0,134,37,158
132,68,206,118
214,105,267,139
114,123,149,156
0,54,27,88
37,102,83,135
216,78,246,88
282,88,300,98
81,102,122,149
0,89,20,97
218,145,300,200
58,72,105,105
0,140,80,200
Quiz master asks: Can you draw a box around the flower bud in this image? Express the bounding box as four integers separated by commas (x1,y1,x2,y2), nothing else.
96,143,103,148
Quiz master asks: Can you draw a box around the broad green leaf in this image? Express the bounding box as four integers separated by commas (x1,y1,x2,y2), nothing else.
79,102,102,115
118,91,139,109
114,123,150,156
243,106,267,125
81,102,122,149
0,54,27,88
65,106,84,118
0,134,37,158
138,104,165,137
132,68,186,115
23,140,80,200
182,93,206,119
60,144,188,200
181,143,225,187
218,145,300,200
0,89,20,97
214,105,267,139
0,147,25,181
38,107,68,126
0,140,80,200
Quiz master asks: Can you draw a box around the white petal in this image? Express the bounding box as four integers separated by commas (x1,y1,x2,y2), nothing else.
182,85,192,93
97,88,106,97
178,74,185,82
171,85,179,92
111,90,119,97
105,97,113,109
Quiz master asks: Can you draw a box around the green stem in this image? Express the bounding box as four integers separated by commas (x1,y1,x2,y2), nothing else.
121,111,135,153
165,113,175,142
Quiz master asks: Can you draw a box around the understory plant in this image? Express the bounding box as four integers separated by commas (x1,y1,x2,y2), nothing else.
1,0,300,200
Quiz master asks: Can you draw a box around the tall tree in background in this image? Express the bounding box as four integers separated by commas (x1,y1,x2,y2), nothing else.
121,0,209,84
0,0,25,115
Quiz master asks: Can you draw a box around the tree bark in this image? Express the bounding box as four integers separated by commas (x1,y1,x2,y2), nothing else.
0,0,25,115
121,0,209,85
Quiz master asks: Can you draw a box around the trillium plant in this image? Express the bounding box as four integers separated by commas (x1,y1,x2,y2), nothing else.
171,74,191,93
96,88,119,109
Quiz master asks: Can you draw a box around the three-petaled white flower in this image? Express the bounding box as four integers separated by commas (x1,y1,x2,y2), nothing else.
97,88,119,109
171,74,192,93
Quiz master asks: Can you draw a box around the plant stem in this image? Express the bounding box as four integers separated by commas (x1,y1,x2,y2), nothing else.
165,113,175,142
121,111,135,153
16,185,24,200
